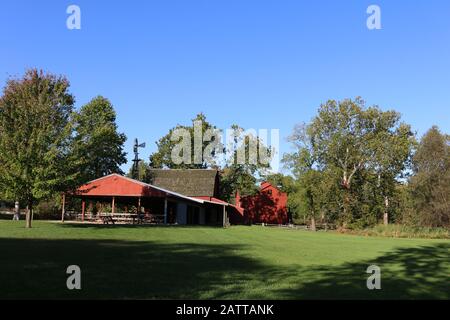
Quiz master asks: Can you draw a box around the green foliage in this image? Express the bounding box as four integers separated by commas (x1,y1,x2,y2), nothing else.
284,98,416,228
127,160,150,181
0,69,77,226
149,113,222,169
72,96,127,183
341,224,449,239
219,125,272,201
34,198,61,219
219,167,259,202
409,126,450,228
264,173,296,194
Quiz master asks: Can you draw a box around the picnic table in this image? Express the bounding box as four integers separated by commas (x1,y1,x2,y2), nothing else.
99,213,139,225
99,215,116,225
141,213,165,224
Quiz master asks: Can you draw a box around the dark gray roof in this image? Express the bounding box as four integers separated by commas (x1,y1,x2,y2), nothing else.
148,169,218,197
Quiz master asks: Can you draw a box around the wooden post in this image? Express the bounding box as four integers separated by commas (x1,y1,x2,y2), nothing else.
223,205,227,227
112,196,115,214
164,197,168,224
61,194,66,223
81,199,86,222
137,197,141,214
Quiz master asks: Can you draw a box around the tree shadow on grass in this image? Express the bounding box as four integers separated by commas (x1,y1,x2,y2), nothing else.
272,243,450,300
0,235,448,299
0,238,269,299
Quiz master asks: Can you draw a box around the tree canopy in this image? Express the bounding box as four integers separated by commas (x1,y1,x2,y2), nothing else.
72,96,127,183
0,69,76,227
149,113,222,169
410,126,450,228
284,98,416,229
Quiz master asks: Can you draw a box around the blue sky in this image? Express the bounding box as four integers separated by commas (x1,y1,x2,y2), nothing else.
1,0,449,173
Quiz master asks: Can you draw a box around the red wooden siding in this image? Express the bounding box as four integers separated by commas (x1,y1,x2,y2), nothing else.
237,182,289,225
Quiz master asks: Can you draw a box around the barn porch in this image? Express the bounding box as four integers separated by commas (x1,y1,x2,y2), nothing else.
61,174,232,226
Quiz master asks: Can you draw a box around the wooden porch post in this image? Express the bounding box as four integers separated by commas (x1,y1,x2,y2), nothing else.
223,205,227,227
164,196,168,224
61,194,66,223
112,196,116,214
137,197,141,214
81,198,86,222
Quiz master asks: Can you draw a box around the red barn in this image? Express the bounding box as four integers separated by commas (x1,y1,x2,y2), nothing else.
64,171,244,226
235,182,289,225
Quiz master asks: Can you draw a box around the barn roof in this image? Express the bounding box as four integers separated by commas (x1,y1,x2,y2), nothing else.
75,174,204,204
71,173,242,213
147,169,218,197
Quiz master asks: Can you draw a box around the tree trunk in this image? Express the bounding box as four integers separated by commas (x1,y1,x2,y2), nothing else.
25,201,33,228
310,216,316,231
383,196,389,225
342,191,351,228
61,194,66,223
13,201,20,221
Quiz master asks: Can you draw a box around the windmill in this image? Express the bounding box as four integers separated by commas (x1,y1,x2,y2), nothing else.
132,138,146,180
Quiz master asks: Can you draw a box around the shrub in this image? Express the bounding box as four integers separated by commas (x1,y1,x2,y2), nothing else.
339,224,449,239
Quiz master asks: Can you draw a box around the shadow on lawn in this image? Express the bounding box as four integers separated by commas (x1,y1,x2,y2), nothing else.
0,238,269,299
273,243,450,300
0,235,448,299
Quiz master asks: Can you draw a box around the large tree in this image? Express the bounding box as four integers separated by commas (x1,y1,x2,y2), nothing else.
150,113,222,169
286,98,414,227
72,96,127,183
301,99,370,225
410,126,450,228
0,69,76,228
283,124,336,229
364,107,415,225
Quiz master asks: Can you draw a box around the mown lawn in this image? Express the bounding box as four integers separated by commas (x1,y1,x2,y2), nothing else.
0,221,448,299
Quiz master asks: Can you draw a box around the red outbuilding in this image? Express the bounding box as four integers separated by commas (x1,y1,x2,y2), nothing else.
235,182,289,225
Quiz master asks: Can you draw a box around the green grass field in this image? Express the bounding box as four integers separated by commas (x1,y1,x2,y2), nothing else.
0,221,448,299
